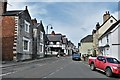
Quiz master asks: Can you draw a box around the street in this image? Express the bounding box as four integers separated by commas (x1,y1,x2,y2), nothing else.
2,56,120,80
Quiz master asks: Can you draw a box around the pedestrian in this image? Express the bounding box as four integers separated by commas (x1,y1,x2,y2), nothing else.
57,50,61,58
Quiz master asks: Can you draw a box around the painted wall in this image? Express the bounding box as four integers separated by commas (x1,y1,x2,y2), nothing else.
80,42,93,55
98,17,117,38
98,24,120,60
111,25,120,60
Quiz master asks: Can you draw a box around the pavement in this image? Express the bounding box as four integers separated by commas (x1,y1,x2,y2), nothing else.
0,55,56,68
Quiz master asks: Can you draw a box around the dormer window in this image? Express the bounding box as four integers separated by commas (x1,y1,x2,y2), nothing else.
24,20,30,33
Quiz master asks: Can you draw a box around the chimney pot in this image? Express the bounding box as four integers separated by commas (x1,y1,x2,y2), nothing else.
25,6,27,10
103,11,110,23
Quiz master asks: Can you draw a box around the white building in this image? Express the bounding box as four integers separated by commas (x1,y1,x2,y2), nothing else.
80,35,93,56
98,20,120,60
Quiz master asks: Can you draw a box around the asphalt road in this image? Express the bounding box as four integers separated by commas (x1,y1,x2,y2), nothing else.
1,56,120,80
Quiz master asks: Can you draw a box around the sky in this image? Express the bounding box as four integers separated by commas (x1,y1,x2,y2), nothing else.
7,0,119,46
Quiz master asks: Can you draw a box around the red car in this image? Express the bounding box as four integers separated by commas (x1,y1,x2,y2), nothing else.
88,56,120,77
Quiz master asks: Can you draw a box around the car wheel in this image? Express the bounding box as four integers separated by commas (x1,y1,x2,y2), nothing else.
90,63,95,71
105,68,112,77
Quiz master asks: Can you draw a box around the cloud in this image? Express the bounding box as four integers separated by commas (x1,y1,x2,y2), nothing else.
7,0,120,2
7,1,118,46
42,2,118,46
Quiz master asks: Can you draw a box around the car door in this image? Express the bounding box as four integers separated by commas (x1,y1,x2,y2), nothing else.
95,56,102,69
99,57,106,70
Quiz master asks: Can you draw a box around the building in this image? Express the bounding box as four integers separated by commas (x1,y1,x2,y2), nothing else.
92,11,117,55
62,36,69,55
0,0,7,60
67,40,75,56
46,31,63,55
32,19,45,59
98,20,120,60
2,5,33,61
79,35,93,56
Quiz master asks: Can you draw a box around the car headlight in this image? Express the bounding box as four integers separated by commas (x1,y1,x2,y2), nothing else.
112,66,118,69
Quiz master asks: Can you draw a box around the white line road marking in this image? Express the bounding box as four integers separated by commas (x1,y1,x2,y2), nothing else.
42,61,72,78
36,64,46,67
60,67,63,70
0,71,17,77
43,76,47,78
48,72,55,76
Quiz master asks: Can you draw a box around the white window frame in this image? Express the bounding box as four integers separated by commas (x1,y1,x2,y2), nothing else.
40,43,44,53
40,31,43,40
23,37,30,52
24,20,30,33
50,42,53,45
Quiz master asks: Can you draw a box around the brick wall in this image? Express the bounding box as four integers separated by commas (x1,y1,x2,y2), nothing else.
2,16,15,61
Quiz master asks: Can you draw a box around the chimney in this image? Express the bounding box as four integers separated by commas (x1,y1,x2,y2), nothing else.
25,6,28,10
96,22,100,30
92,29,96,35
31,18,37,25
51,31,55,35
0,0,7,15
103,11,110,23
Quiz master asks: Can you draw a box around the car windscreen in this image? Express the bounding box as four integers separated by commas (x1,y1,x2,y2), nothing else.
106,58,120,64
73,53,80,56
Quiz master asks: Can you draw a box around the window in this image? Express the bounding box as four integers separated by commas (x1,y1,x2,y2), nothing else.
97,56,102,61
53,42,56,45
56,42,60,45
23,37,30,51
40,31,43,39
110,20,113,23
106,35,109,44
24,40,28,50
24,20,30,33
50,42,53,45
40,43,43,53
106,58,120,64
101,39,102,43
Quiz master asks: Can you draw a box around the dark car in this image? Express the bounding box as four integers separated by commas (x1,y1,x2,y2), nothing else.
72,53,81,61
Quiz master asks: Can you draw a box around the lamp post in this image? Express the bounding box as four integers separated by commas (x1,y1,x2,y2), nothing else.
46,24,53,34
45,24,53,57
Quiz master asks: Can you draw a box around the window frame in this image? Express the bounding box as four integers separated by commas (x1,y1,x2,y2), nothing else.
23,37,30,52
40,31,43,40
40,43,44,53
24,20,30,33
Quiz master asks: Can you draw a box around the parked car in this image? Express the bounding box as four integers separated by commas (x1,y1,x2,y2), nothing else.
72,53,81,61
88,56,120,77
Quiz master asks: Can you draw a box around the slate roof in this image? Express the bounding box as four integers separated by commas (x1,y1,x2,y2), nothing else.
81,35,93,43
33,21,45,33
47,34,62,42
3,10,24,16
99,19,120,40
62,37,68,44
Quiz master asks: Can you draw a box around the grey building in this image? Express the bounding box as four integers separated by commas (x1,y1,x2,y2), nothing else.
62,36,69,55
32,19,45,59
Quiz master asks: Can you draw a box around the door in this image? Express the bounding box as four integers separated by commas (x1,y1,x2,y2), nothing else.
96,56,102,69
99,57,106,70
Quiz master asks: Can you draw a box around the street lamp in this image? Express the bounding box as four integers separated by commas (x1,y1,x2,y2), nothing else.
45,24,53,57
46,24,53,34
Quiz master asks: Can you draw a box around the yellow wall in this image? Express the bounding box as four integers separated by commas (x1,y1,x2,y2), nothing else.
80,42,93,55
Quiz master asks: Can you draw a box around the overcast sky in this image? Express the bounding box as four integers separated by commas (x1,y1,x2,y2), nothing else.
7,0,119,46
